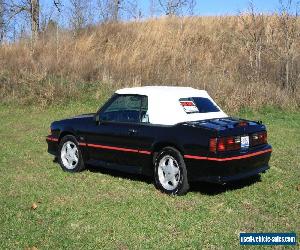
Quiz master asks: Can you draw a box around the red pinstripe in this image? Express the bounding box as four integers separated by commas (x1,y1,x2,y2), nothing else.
86,143,139,153
46,137,58,142
46,136,151,154
138,150,152,155
47,136,270,160
82,143,152,155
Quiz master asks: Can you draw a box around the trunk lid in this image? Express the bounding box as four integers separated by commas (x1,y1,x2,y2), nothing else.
186,117,266,136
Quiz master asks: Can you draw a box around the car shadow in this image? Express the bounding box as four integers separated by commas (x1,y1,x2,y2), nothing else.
86,164,262,196
189,175,261,195
86,164,153,185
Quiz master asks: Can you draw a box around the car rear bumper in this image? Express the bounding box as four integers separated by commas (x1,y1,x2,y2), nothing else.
201,165,269,183
185,145,272,183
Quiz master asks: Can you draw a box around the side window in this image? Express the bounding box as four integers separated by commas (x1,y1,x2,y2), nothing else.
100,95,148,123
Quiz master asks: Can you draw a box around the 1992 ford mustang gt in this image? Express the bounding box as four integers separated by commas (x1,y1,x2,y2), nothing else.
46,86,272,195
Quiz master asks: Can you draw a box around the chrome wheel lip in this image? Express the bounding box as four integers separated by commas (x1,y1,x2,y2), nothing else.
61,141,79,170
157,155,180,191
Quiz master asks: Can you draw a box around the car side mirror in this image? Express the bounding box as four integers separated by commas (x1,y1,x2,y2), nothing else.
94,114,100,125
94,114,107,125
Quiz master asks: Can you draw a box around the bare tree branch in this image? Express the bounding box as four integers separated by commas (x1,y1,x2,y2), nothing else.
53,0,61,13
97,0,122,22
123,0,142,19
5,0,39,40
158,0,193,16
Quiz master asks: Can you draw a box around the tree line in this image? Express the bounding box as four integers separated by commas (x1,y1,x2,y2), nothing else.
0,0,196,42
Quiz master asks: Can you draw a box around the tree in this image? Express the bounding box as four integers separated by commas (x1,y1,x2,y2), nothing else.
275,0,300,90
30,0,39,40
149,0,156,17
0,0,5,42
123,0,142,20
69,0,89,32
158,0,195,16
238,2,267,81
112,0,120,20
98,0,122,22
6,0,40,41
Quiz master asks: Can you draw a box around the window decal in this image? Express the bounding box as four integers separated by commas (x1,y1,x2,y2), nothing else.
180,100,199,114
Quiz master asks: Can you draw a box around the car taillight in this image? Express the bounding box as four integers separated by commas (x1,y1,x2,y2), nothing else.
251,131,267,146
227,136,241,151
209,138,217,152
217,138,226,152
218,136,241,152
210,136,241,152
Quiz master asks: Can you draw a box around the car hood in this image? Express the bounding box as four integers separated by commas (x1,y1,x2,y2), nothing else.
72,113,95,119
53,113,95,125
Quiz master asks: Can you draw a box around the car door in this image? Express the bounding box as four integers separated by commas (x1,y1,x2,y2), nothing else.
86,94,152,167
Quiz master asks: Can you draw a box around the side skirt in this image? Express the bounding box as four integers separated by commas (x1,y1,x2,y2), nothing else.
86,159,145,175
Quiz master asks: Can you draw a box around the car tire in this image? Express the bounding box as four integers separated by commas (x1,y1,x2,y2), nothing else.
58,135,85,173
154,147,189,195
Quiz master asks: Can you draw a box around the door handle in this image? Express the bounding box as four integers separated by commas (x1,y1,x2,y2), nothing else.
128,129,138,135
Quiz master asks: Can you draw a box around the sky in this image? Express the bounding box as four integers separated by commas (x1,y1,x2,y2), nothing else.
40,0,285,19
193,0,281,15
136,0,283,17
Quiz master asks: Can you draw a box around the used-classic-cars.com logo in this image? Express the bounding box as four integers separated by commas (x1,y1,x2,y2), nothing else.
240,233,297,246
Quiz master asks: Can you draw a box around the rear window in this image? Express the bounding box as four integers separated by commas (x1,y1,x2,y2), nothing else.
179,97,220,114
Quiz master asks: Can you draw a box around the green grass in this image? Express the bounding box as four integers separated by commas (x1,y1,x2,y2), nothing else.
0,101,299,249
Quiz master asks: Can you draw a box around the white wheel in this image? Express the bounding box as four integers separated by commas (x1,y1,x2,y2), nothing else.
157,155,181,190
60,141,79,170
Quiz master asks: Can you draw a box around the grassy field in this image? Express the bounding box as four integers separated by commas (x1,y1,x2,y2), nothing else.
0,101,299,249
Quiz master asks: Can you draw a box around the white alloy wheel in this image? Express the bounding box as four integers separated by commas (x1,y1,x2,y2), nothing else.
157,155,181,190
61,141,79,170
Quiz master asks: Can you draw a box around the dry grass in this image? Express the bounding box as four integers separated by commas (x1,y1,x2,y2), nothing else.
0,16,299,111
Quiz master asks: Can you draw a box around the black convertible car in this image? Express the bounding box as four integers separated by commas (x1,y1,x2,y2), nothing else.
46,86,272,195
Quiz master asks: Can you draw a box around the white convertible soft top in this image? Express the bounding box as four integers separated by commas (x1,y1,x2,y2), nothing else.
116,86,228,125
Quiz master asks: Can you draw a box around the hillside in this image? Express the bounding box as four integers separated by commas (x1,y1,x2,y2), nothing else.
0,16,299,111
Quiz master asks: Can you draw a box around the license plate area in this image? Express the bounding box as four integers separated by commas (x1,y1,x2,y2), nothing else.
241,135,249,148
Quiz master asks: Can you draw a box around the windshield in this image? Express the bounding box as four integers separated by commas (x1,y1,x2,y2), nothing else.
179,97,220,114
